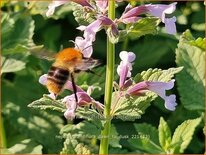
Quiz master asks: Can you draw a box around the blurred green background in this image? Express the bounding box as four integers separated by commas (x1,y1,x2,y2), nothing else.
1,1,205,154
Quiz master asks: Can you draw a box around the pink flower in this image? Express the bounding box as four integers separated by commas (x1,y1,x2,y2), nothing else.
62,81,104,120
117,51,136,89
127,80,177,111
96,0,108,14
74,36,93,58
145,3,177,23
119,2,177,34
145,2,177,34
119,4,147,24
71,0,92,7
77,15,118,42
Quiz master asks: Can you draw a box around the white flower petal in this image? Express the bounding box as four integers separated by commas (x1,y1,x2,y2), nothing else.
164,95,177,111
39,74,47,85
164,2,177,14
127,52,136,62
119,51,129,62
74,36,93,58
47,93,56,100
64,109,76,120
165,17,177,35
77,25,86,31
119,51,136,63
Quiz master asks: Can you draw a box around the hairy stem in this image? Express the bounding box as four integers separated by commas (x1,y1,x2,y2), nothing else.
99,0,115,154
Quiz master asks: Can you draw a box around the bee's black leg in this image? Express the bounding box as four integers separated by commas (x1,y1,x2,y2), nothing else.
70,73,78,104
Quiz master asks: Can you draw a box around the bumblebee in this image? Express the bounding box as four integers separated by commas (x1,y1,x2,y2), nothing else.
35,47,100,101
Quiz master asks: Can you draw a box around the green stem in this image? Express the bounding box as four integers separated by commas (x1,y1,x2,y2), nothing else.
122,36,129,51
99,0,115,154
0,116,7,148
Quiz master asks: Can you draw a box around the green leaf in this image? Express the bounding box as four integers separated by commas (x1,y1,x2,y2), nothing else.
134,67,183,83
60,134,91,154
1,56,26,74
130,35,178,72
170,117,202,153
189,37,205,50
2,12,35,53
28,95,66,113
60,120,102,139
72,2,95,25
109,125,122,148
158,117,172,152
8,139,42,154
2,44,29,55
29,1,50,15
180,29,205,50
60,120,102,154
128,123,163,153
111,91,153,121
176,30,205,110
2,73,64,153
109,148,130,154
0,148,13,154
75,107,104,120
127,17,160,40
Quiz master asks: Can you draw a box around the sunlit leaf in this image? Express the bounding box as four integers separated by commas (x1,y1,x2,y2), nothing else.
1,56,26,74
127,17,160,40
60,134,91,154
28,95,66,112
109,125,122,148
2,12,35,53
72,2,95,25
158,117,172,152
8,139,43,154
111,91,152,121
128,123,163,153
60,120,102,154
176,30,205,110
134,67,183,83
170,117,202,153
2,74,64,153
2,44,29,55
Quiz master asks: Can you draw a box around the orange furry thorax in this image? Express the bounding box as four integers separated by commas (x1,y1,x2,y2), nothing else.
55,48,82,63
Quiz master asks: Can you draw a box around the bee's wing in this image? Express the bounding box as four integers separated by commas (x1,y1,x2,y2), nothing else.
29,45,56,61
75,58,101,71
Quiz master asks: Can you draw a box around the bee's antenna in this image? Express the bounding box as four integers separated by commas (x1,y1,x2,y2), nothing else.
69,40,80,50
68,40,93,53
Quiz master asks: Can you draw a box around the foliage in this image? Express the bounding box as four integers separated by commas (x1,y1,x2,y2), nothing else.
127,17,160,40
1,1,204,154
128,117,202,153
176,30,205,111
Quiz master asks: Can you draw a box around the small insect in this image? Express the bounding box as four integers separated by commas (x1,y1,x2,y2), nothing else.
32,46,100,102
